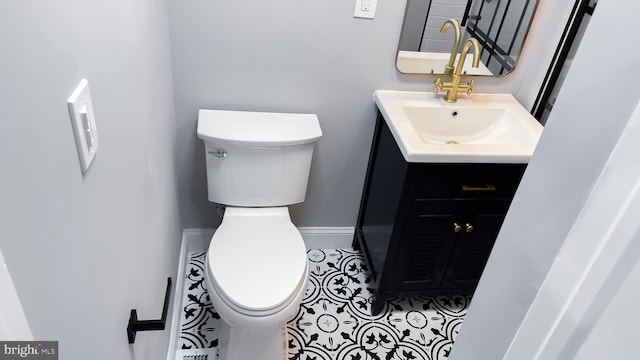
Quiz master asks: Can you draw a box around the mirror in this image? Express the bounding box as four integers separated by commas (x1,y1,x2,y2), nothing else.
397,0,540,76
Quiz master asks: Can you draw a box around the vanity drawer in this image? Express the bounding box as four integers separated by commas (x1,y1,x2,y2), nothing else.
413,164,526,200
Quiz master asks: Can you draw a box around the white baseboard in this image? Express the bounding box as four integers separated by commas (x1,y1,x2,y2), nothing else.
166,231,188,360
298,227,354,249
183,228,214,251
175,227,354,251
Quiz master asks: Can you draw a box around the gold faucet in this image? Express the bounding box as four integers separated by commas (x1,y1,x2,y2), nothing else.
440,19,462,75
434,38,481,103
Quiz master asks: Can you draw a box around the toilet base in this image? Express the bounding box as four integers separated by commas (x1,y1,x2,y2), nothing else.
218,319,287,360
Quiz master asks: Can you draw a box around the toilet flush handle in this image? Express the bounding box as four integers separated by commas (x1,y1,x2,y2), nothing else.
208,149,227,158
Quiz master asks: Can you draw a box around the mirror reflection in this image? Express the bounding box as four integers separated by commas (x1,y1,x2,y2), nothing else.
397,0,539,76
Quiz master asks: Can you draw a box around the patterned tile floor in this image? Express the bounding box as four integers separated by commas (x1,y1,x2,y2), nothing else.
178,249,471,360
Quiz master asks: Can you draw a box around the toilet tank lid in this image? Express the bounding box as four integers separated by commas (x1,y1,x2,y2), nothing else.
197,109,322,146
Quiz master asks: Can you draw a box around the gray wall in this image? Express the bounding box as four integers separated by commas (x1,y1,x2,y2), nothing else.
168,0,407,227
166,0,556,229
0,1,181,358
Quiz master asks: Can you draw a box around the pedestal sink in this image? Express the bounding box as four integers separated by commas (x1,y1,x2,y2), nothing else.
374,90,543,163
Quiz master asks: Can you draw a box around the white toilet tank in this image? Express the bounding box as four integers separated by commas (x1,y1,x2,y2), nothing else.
197,109,322,207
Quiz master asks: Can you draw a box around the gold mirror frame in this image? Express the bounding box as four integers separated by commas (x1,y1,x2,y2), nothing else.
396,0,541,77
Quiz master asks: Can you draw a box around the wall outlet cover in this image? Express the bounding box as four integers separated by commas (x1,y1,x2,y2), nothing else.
354,0,377,19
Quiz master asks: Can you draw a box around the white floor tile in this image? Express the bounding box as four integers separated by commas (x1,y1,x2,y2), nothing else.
177,249,471,360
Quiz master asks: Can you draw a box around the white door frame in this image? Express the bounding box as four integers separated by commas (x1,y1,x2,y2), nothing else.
0,247,32,340
503,98,640,359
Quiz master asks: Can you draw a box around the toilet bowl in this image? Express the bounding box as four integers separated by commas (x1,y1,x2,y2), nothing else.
196,109,322,360
203,207,308,359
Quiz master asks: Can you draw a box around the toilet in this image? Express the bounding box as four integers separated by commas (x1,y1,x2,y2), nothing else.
196,109,322,360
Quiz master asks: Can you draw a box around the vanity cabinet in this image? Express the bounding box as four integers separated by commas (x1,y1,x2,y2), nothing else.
354,112,526,315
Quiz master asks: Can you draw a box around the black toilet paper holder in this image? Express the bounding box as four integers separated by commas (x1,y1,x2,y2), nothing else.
127,277,172,344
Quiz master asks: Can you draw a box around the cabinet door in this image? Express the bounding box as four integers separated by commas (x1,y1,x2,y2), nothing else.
397,201,458,290
441,201,509,290
358,114,409,279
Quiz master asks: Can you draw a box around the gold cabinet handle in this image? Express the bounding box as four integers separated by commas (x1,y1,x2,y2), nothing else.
465,223,474,233
461,184,496,191
453,223,462,233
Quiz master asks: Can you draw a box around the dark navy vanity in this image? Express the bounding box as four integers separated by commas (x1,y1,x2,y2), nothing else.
354,112,527,315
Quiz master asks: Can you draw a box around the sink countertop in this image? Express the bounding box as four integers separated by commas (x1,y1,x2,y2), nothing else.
374,90,544,163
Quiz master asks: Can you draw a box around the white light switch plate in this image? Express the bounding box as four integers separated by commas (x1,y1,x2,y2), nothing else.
354,0,377,19
67,79,99,173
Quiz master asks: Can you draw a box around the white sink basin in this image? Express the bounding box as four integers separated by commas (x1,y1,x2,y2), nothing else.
375,90,543,163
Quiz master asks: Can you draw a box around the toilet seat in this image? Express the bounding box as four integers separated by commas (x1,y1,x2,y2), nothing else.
207,260,307,317
206,207,308,316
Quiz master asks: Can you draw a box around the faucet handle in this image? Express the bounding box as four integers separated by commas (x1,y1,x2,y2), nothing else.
434,78,444,94
466,80,475,95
